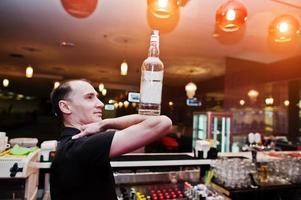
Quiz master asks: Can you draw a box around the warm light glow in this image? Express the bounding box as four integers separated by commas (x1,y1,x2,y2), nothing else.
185,82,197,98
108,99,115,104
279,22,289,33
118,102,123,108
269,15,300,43
158,0,168,8
148,0,178,19
216,0,248,32
3,79,9,87
226,9,236,21
102,88,107,96
54,81,60,89
114,103,118,109
248,89,259,98
120,60,128,76
168,101,174,106
239,99,245,106
284,100,289,107
98,83,104,92
124,101,129,108
26,66,33,78
265,97,274,105
132,102,137,107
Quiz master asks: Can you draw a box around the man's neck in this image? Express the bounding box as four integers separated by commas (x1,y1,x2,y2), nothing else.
64,121,81,130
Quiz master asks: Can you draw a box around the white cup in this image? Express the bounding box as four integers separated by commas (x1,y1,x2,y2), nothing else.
0,132,6,138
0,136,10,153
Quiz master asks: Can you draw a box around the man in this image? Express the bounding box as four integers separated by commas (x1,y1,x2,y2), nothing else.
50,79,172,200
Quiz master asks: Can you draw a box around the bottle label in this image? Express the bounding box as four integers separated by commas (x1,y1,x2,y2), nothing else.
140,71,163,104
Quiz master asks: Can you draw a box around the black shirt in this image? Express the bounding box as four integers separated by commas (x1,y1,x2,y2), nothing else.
50,127,117,200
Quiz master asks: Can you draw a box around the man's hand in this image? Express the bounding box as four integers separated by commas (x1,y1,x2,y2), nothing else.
72,120,110,139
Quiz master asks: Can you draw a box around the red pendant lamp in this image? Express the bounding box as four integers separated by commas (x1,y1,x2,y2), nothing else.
61,0,98,18
269,14,300,43
216,0,248,32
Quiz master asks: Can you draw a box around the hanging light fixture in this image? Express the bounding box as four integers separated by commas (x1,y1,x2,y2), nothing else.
239,99,245,106
247,89,259,103
120,60,128,76
265,97,274,105
102,88,107,96
98,83,104,92
269,14,300,43
284,100,289,107
26,65,33,78
124,101,129,108
216,0,248,32
54,81,60,89
118,102,123,108
148,0,179,19
185,82,197,98
114,102,119,109
61,0,98,18
3,79,9,87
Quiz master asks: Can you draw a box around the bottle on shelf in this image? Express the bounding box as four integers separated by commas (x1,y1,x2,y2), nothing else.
138,30,164,116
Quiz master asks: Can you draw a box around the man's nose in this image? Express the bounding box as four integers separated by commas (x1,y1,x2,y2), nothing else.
96,98,104,108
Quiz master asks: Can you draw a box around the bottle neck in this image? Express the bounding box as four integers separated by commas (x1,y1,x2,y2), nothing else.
148,41,159,57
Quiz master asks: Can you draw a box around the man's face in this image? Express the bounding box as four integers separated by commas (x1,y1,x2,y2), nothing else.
67,80,104,125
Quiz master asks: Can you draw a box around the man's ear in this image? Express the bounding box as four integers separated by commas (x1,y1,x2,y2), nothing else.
58,100,72,114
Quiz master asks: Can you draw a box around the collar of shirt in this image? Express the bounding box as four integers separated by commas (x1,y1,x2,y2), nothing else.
61,127,81,137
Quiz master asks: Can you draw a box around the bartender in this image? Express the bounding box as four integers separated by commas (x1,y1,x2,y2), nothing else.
50,79,172,200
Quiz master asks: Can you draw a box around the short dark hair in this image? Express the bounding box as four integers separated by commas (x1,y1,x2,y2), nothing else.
50,81,72,118
50,79,92,119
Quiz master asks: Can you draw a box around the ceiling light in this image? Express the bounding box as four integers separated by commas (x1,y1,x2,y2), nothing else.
239,99,245,106
148,0,179,19
247,89,259,98
108,99,115,104
124,101,129,108
169,101,174,106
284,100,289,107
269,14,300,43
216,0,248,32
118,102,123,108
61,0,98,18
26,65,33,78
54,81,60,89
120,60,128,76
3,79,9,87
114,103,118,109
185,82,197,98
102,88,107,96
265,97,274,105
98,83,104,92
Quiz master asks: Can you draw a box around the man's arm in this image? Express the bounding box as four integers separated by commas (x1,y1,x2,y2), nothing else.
104,114,150,130
72,114,158,139
109,115,172,158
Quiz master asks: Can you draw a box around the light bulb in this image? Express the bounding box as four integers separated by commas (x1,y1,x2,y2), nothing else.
3,79,9,87
98,83,104,92
26,66,33,78
120,61,128,76
54,81,60,89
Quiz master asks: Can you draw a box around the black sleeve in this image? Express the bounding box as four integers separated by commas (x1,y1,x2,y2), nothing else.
77,131,115,166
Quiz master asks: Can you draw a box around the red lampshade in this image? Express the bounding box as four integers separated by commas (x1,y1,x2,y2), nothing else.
147,0,179,19
61,0,98,18
269,14,300,43
216,0,248,32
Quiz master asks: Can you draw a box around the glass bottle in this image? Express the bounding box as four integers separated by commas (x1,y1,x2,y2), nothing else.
138,30,164,116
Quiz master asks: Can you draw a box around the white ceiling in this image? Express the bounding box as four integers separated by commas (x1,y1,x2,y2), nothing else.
0,0,301,91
